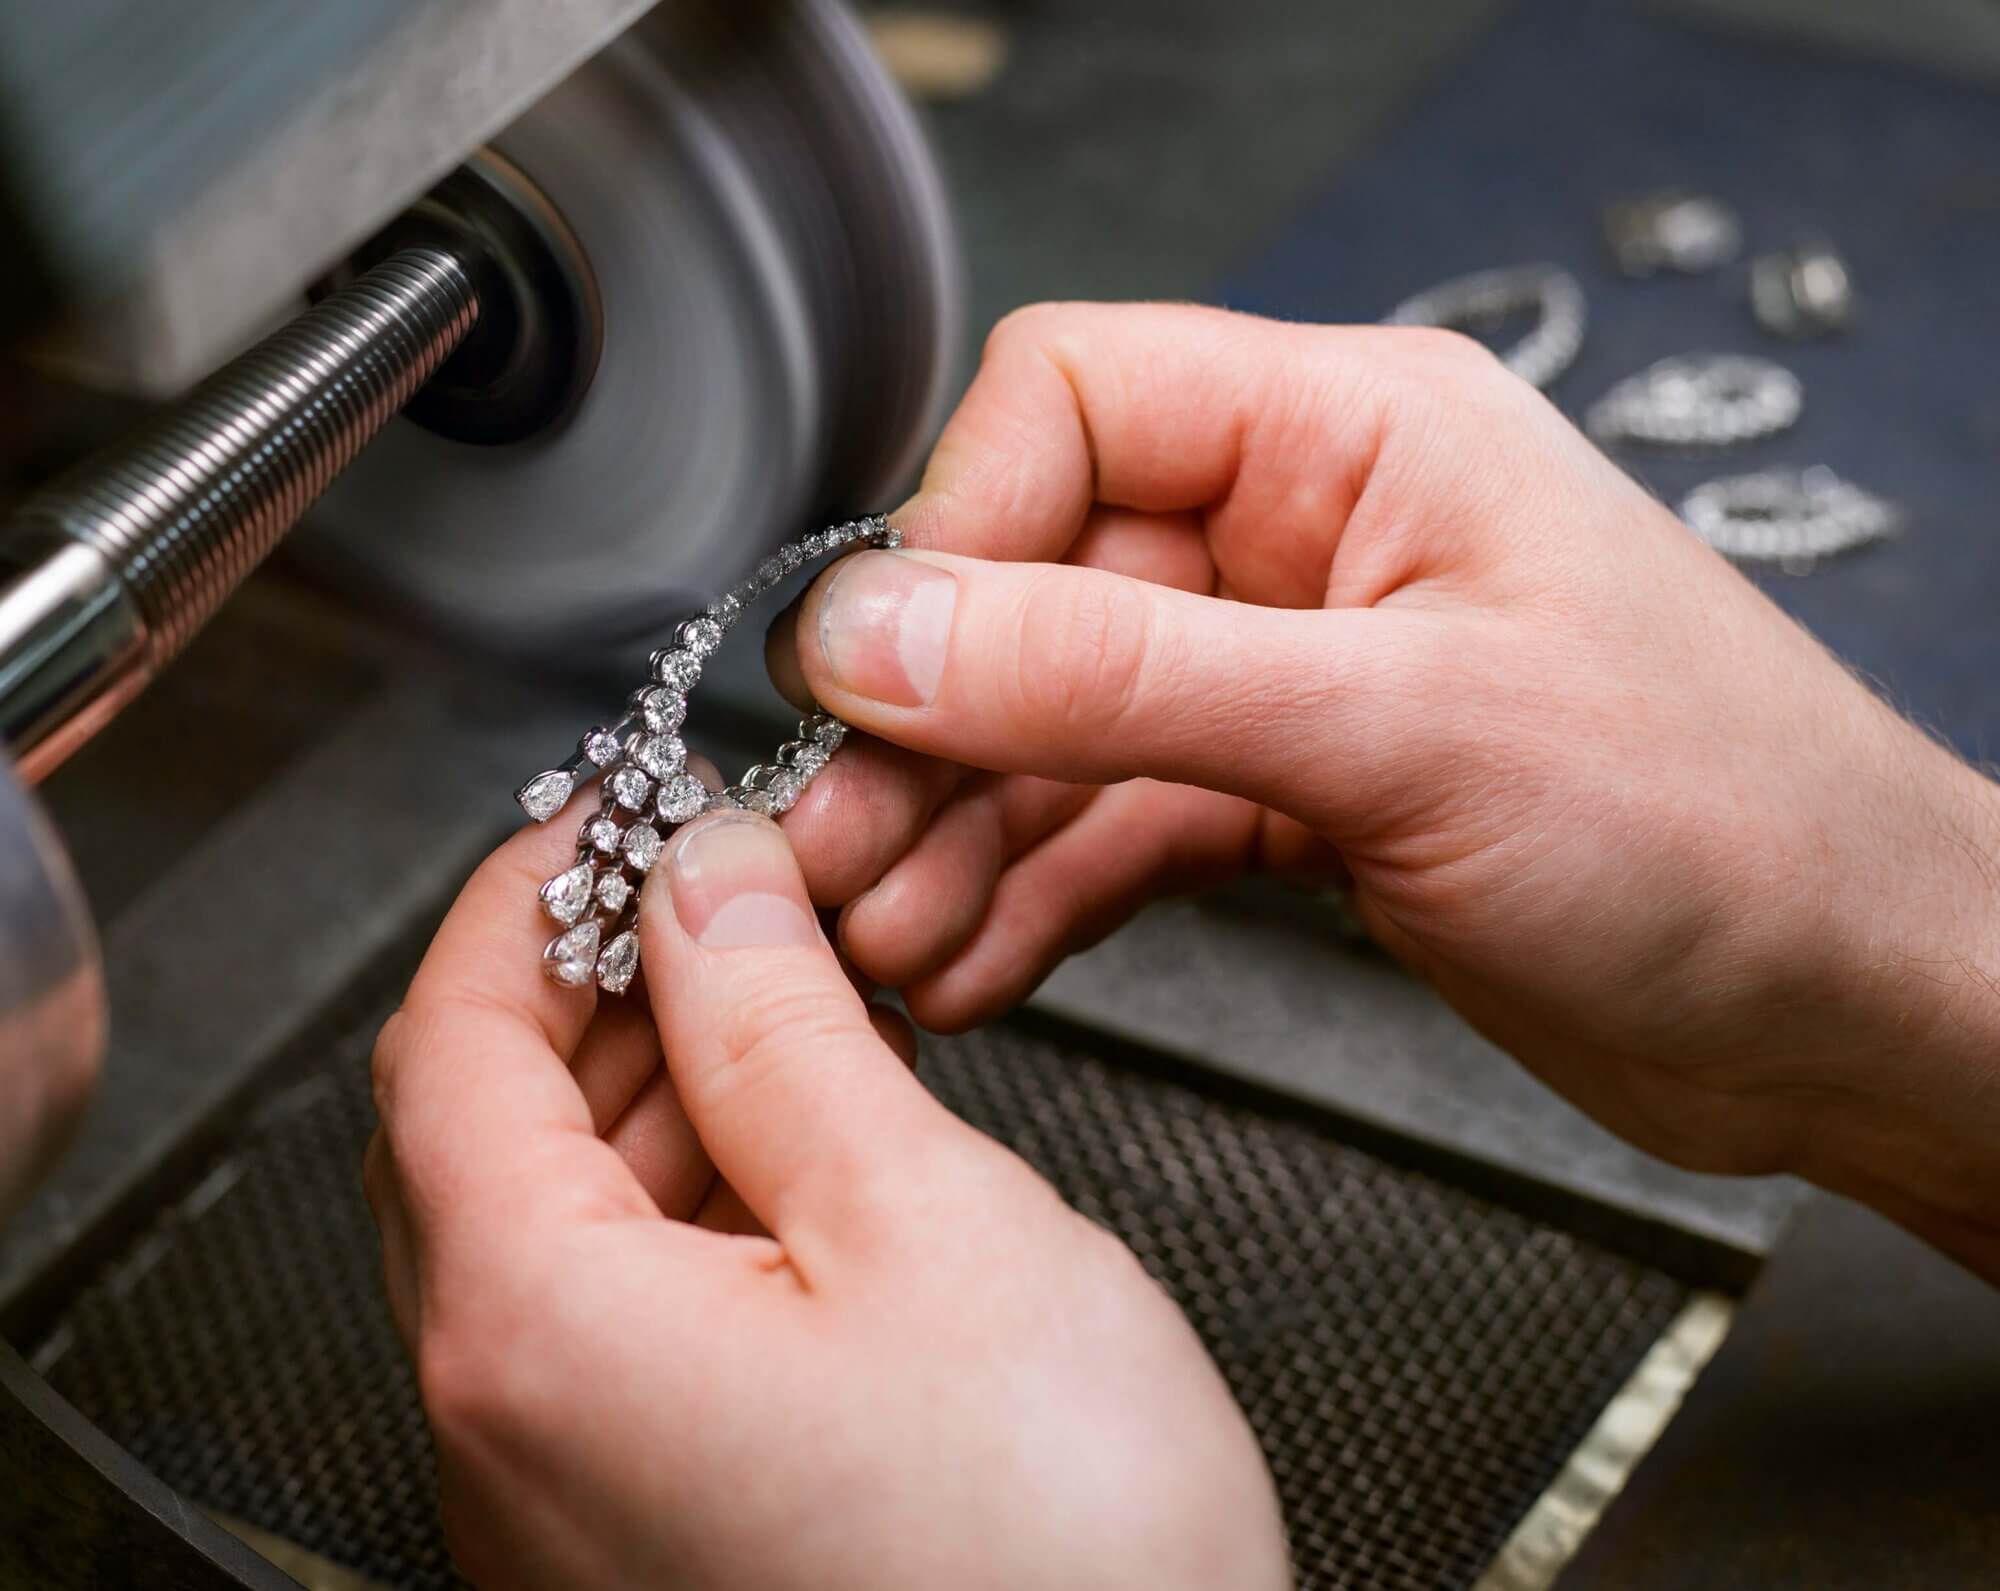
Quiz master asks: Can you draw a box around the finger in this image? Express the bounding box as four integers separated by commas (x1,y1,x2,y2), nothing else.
835,778,1005,989
680,1019,913,1240
362,1133,420,1351
837,773,1092,989
603,1068,714,1220
638,810,968,1258
1064,506,1216,592
907,779,1259,1031
764,502,1217,709
373,822,661,1269
868,1003,921,1071
794,546,1428,832
896,302,1392,607
568,993,666,1133
780,732,967,907
692,1177,765,1238
405,793,614,1063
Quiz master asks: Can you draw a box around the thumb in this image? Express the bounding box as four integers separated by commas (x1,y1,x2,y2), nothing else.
790,547,1418,827
638,810,964,1253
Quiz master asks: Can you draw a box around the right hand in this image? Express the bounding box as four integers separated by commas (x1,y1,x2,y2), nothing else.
769,303,2000,1276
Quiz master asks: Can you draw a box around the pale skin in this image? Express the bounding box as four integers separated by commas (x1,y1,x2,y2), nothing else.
364,304,2000,1587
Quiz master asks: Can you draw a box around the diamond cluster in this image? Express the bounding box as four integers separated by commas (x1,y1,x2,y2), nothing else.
510,515,900,992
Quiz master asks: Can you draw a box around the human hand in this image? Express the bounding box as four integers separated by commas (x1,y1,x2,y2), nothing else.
365,805,1288,1590
0,771,104,1221
768,303,2000,1276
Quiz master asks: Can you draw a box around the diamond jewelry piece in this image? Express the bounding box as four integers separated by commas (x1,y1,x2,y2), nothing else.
596,932,640,994
1603,190,1743,277
1680,467,1900,571
515,514,901,990
680,616,725,658
543,921,601,988
640,687,687,735
1385,263,1587,391
540,862,596,927
621,821,664,873
654,650,702,690
631,733,686,782
1750,241,1856,340
1586,354,1801,449
658,774,708,825
606,766,653,811
515,769,575,823
594,871,632,914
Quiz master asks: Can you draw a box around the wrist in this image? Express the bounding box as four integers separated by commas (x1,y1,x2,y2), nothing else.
1792,736,2000,1275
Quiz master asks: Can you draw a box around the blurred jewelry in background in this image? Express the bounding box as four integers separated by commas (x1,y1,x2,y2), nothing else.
1680,467,1900,572
1602,189,1743,276
1384,263,1587,390
1586,352,1801,447
1750,241,1857,339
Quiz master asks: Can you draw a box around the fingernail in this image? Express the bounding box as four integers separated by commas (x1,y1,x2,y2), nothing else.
816,550,956,707
663,814,819,949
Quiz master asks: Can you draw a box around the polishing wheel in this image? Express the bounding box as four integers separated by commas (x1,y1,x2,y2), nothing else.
299,0,961,658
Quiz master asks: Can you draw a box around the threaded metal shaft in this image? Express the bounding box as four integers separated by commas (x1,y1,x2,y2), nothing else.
28,247,478,666
0,247,479,780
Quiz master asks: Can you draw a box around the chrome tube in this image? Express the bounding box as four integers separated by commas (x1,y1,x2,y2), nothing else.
0,247,478,781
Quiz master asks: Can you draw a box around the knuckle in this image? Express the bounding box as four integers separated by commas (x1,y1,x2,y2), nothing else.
1378,323,1504,377
1012,569,1156,743
707,981,866,1106
982,300,1074,363
415,1324,509,1450
368,1008,412,1118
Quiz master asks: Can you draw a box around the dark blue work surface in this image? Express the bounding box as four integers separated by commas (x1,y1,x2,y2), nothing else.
1221,0,2000,761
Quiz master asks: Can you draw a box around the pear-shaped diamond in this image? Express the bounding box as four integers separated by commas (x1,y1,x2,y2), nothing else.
516,769,574,823
622,820,663,873
596,931,640,994
543,920,601,987
539,862,595,926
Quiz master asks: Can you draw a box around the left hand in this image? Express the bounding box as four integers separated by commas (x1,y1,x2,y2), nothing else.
365,803,1287,1591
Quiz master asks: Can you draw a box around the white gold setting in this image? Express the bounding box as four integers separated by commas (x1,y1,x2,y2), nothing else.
515,514,900,991
1680,467,1901,571
1586,353,1801,448
1385,263,1588,391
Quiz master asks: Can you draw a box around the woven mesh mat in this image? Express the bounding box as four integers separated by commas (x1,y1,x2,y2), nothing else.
29,991,1686,1589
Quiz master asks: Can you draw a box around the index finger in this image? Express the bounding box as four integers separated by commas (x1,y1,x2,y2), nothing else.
372,804,657,1256
899,302,1389,608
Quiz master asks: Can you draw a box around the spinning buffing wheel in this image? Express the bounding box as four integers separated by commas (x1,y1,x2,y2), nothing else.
301,0,962,655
